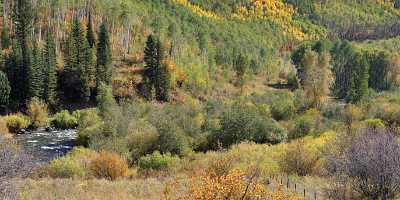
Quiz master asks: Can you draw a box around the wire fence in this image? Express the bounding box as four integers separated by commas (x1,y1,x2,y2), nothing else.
266,174,324,200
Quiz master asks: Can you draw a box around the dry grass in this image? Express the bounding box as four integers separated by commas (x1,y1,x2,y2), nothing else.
19,177,189,200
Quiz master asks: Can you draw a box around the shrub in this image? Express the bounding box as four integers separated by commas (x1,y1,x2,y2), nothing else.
4,113,30,133
363,118,385,130
45,147,97,179
76,109,103,146
46,156,85,178
188,169,268,200
90,151,129,181
289,109,323,140
328,129,400,199
0,117,9,136
212,102,287,148
138,151,180,172
127,120,159,162
51,110,78,129
0,71,10,105
280,139,321,176
27,97,49,129
270,98,295,121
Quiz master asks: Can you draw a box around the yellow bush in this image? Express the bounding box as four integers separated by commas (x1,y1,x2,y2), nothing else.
27,97,49,129
90,151,129,181
0,117,10,136
4,113,30,133
188,169,267,200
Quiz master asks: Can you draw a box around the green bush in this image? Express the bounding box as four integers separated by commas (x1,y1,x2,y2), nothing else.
271,99,295,121
27,97,49,129
76,109,103,146
138,151,180,171
45,147,97,178
127,120,159,162
4,113,31,133
290,109,323,140
211,102,287,148
51,110,78,129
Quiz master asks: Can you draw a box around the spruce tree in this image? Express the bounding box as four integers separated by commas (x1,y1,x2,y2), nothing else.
28,42,44,99
143,35,158,99
64,18,94,101
86,12,95,48
96,22,112,87
1,26,10,49
12,0,33,103
6,39,24,103
0,71,10,105
143,35,170,101
43,31,57,105
154,42,170,102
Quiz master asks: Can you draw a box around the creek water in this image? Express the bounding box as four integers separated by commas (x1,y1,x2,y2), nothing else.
14,129,77,164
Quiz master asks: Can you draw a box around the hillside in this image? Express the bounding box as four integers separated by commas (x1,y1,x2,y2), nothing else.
1,0,400,200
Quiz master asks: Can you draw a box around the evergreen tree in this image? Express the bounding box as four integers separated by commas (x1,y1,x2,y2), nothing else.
1,26,10,49
28,42,44,99
64,18,94,101
0,71,10,105
143,35,170,101
346,52,369,103
43,31,57,105
96,22,112,87
154,42,170,102
12,0,33,103
86,12,95,48
6,39,24,103
143,35,158,99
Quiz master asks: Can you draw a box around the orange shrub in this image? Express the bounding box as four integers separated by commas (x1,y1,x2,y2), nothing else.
188,169,267,200
90,151,129,181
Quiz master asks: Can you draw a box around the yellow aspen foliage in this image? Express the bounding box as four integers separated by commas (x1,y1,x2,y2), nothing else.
233,0,315,41
173,0,224,20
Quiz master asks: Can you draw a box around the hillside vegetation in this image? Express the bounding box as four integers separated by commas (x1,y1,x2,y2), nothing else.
1,0,400,200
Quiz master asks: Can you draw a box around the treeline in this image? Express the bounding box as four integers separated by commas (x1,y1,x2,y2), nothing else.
291,39,400,104
0,0,112,109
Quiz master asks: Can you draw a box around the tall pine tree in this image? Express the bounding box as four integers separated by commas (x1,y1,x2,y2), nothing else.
12,0,33,103
43,31,57,105
6,39,24,103
143,35,158,99
86,12,95,48
28,42,44,99
154,42,170,102
96,22,112,87
143,35,170,101
64,18,94,101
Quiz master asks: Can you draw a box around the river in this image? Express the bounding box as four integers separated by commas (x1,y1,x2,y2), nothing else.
14,129,77,164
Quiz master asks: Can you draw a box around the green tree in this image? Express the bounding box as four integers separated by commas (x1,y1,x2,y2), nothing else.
96,22,112,87
43,31,57,105
12,0,33,103
233,51,249,91
6,40,24,103
64,18,94,101
28,42,44,99
153,42,170,102
302,50,332,108
86,12,95,48
143,34,171,101
143,34,158,99
346,52,369,103
0,71,10,105
1,26,10,49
